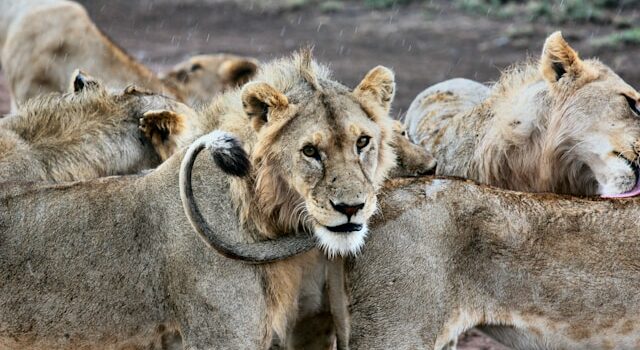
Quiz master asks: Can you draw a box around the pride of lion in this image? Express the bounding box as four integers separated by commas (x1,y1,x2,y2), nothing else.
1,0,640,348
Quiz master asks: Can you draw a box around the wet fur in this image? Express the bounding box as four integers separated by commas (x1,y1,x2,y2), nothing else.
405,32,640,196
349,176,640,349
0,147,269,349
0,84,183,182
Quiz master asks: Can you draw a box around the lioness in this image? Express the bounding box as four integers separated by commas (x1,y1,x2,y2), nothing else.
405,31,640,197
0,132,272,349
344,176,640,349
0,70,197,182
0,0,257,110
159,54,259,106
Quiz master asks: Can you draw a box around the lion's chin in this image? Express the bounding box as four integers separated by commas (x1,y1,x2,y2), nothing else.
314,224,368,258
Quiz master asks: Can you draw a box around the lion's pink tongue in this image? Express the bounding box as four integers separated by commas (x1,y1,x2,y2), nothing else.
602,178,640,198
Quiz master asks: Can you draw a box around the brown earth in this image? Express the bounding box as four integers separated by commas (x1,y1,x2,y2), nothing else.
1,1,639,348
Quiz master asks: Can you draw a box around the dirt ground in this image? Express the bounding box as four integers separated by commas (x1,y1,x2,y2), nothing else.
1,1,639,348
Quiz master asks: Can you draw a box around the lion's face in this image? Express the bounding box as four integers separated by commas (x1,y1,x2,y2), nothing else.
161,54,258,106
280,94,386,256
559,65,640,196
244,65,396,257
537,33,640,196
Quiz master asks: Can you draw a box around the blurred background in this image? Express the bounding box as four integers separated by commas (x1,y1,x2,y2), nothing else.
0,1,637,348
2,0,639,117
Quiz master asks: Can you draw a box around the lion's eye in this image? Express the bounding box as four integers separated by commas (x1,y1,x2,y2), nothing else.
302,145,319,159
625,95,640,117
356,136,370,151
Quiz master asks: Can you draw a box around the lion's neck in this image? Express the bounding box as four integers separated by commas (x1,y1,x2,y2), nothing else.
231,173,308,241
92,27,184,102
3,108,160,182
469,78,561,192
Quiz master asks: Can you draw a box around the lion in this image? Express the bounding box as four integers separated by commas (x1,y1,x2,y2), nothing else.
0,0,257,110
343,176,640,349
181,49,398,347
0,49,400,349
159,54,259,106
405,31,640,197
0,70,198,182
0,132,274,349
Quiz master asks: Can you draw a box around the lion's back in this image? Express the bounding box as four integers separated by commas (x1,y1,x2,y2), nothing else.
2,1,162,108
405,78,489,149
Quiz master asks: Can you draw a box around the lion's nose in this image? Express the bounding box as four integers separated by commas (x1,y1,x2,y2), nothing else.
330,201,365,221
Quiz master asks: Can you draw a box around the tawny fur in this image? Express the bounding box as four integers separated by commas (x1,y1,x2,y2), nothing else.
405,32,640,196
0,0,257,110
348,176,640,349
0,145,268,349
0,77,196,182
202,50,398,344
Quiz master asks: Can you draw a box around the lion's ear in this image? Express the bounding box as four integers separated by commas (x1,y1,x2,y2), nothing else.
70,69,100,92
219,58,258,87
353,66,395,115
540,31,584,84
139,109,189,161
241,81,289,131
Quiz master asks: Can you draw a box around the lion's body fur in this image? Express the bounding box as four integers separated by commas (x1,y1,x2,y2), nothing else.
0,148,270,349
0,84,198,182
0,0,181,110
348,176,640,349
406,33,640,196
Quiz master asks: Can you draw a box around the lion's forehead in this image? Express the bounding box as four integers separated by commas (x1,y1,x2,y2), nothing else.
286,95,380,146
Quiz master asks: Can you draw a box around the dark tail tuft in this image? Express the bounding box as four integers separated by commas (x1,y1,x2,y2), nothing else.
208,134,250,177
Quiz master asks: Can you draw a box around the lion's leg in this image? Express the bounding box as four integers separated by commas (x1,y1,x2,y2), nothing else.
176,301,269,350
139,109,188,161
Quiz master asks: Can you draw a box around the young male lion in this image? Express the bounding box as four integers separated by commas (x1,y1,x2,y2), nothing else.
0,51,399,346
0,71,198,182
181,50,399,346
405,31,640,197
0,0,257,110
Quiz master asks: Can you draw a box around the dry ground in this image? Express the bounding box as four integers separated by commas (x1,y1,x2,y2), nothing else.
1,1,638,348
